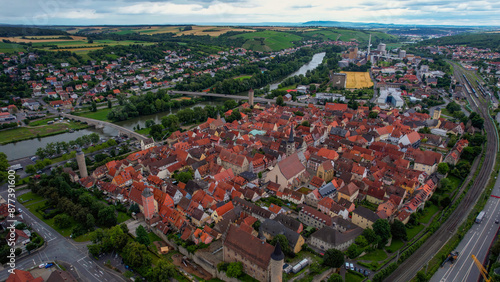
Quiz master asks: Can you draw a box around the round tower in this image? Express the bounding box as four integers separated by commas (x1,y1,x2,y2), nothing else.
76,149,88,178
269,241,284,282
249,88,254,106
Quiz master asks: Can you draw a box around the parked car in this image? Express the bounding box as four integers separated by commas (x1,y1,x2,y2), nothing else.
45,263,54,268
349,263,354,270
39,263,46,268
345,262,349,269
496,219,499,224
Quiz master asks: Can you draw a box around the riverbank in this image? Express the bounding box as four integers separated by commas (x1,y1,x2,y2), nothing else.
0,121,89,145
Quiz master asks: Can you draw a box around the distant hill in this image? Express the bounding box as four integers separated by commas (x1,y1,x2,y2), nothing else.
420,32,500,51
0,26,68,37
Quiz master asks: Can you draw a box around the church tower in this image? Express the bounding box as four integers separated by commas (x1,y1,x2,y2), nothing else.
142,188,155,220
286,126,296,157
269,241,284,282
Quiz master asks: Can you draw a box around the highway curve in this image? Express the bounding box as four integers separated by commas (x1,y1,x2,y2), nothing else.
384,62,498,282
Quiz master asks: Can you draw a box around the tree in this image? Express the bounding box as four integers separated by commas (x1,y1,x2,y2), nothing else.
107,100,112,109
129,203,140,214
373,219,391,248
145,119,155,128
276,95,284,106
26,164,36,174
437,163,449,175
226,262,243,278
390,220,408,241
347,243,361,259
53,214,72,229
136,225,150,246
328,273,344,282
440,196,452,208
0,152,9,183
301,120,310,127
469,112,484,129
87,244,102,257
122,241,152,269
148,259,176,282
322,249,344,268
270,234,291,256
416,271,429,282
91,101,97,112
174,170,193,183
368,111,378,119
354,235,368,247
97,206,117,227
362,228,377,244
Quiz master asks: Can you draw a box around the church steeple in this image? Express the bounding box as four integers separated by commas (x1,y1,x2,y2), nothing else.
286,126,295,157
288,126,295,143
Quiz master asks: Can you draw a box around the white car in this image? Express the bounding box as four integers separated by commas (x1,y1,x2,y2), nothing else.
38,263,46,268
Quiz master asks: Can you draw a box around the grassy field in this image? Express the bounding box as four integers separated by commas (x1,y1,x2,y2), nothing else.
359,248,388,262
117,212,132,224
74,108,112,121
18,191,45,203
407,224,425,240
0,41,28,53
233,75,253,81
341,71,374,89
386,239,405,253
28,116,57,126
418,204,440,224
0,121,88,145
233,30,302,51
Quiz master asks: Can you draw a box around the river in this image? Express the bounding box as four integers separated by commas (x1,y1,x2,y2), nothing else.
268,52,326,90
3,53,326,161
2,100,225,160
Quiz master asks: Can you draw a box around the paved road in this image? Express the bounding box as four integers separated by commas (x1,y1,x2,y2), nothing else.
385,61,498,282
431,178,500,282
0,185,125,282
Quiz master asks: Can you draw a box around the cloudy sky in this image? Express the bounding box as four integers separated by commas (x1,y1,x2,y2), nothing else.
1,0,499,26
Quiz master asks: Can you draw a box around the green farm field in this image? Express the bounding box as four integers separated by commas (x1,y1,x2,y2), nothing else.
233,30,303,51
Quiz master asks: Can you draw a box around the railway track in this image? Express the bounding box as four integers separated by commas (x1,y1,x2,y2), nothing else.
384,62,497,282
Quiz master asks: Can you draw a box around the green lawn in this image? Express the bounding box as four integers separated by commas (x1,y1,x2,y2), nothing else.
233,75,252,81
386,239,405,253
418,204,440,224
135,127,150,135
28,116,57,126
359,248,388,262
74,108,112,121
18,191,45,204
117,212,132,224
447,176,463,192
345,270,365,282
74,232,92,242
407,224,425,240
0,121,87,144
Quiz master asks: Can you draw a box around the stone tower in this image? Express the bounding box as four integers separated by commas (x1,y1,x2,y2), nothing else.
142,187,155,220
76,149,88,178
286,126,296,157
249,88,254,106
433,107,441,120
269,241,284,282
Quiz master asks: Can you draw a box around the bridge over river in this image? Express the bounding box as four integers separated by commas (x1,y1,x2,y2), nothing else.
61,113,148,141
